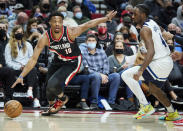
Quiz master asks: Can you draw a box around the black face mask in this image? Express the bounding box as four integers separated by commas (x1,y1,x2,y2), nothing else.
168,45,174,52
0,29,6,39
115,49,124,54
15,33,23,40
123,34,129,39
169,30,176,35
137,28,141,34
0,3,6,9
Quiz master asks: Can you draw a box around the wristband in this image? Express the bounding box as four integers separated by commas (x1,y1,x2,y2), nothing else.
18,75,24,79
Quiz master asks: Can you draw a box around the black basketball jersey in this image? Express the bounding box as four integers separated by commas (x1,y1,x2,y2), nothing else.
46,26,81,63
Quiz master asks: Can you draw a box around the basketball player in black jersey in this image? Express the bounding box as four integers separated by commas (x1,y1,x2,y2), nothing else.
11,11,117,115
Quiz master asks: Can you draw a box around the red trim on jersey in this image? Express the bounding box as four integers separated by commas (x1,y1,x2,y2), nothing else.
49,48,79,59
50,26,64,41
66,27,74,43
46,31,50,46
65,55,82,86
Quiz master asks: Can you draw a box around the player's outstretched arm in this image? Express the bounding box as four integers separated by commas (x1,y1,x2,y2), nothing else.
11,34,48,88
68,10,117,41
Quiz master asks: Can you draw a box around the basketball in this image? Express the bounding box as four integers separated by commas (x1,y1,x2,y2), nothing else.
4,100,23,118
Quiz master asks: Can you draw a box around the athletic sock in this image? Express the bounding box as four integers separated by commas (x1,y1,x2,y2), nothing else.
166,104,175,113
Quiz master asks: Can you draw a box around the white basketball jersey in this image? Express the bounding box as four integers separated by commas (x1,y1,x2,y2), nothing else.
143,19,170,60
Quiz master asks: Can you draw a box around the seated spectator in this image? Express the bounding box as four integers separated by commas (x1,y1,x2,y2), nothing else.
117,14,138,38
25,18,42,48
0,21,15,103
106,32,134,56
172,5,183,35
8,3,24,22
30,5,41,18
81,34,120,109
5,25,41,108
97,22,113,50
73,5,91,36
0,1,13,18
57,0,74,18
8,12,28,34
108,41,134,102
120,26,138,43
39,0,50,18
57,6,78,27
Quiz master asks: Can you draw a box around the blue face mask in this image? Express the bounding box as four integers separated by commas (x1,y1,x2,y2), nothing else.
75,12,82,19
30,28,38,33
87,42,96,50
61,12,67,18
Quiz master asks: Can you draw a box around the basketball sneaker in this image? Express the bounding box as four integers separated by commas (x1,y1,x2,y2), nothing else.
134,104,155,119
27,89,33,99
159,110,181,121
41,95,69,116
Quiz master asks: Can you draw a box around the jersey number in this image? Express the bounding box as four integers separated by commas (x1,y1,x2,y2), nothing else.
65,48,72,54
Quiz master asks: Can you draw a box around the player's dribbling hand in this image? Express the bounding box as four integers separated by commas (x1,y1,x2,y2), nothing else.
11,78,24,88
133,71,143,81
105,10,117,21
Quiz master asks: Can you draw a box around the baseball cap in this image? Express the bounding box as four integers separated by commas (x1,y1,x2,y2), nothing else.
13,3,24,10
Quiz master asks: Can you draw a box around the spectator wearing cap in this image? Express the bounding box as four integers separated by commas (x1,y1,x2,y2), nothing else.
117,14,138,39
0,1,13,18
8,12,29,35
57,0,74,18
57,6,78,27
8,3,24,22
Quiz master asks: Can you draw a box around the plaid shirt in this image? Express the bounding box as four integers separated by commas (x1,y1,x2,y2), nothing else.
81,48,109,75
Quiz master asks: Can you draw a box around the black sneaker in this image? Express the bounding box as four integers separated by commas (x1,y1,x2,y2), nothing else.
109,103,120,110
90,103,98,110
171,97,183,104
80,102,90,110
41,95,69,116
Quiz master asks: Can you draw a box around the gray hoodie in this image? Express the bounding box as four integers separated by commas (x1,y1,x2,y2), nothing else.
172,6,183,33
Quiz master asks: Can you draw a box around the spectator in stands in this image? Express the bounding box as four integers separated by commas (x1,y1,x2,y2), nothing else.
57,6,78,27
5,25,41,108
106,8,118,35
108,41,134,102
120,26,137,43
68,0,92,19
168,23,177,35
26,18,42,48
97,22,113,50
30,5,41,18
176,26,182,36
73,5,91,36
81,34,120,109
39,0,50,18
172,5,183,35
117,14,138,38
0,0,13,18
0,22,15,103
57,0,74,18
8,3,24,22
8,12,28,34
105,32,134,56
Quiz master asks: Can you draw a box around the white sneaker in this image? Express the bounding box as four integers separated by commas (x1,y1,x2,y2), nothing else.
27,89,33,99
33,99,41,108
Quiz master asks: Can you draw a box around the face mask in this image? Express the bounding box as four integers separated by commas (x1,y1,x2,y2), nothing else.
123,34,129,39
137,28,141,34
124,23,131,29
75,12,82,19
168,45,174,52
30,28,38,33
75,0,82,4
169,30,176,35
15,33,23,40
98,27,107,35
115,49,124,54
61,12,67,18
0,29,6,38
87,42,96,50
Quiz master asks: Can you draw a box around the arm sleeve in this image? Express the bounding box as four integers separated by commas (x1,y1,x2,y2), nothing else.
5,44,21,70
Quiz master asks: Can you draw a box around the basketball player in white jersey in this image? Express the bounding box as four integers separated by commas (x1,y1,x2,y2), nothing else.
121,4,181,120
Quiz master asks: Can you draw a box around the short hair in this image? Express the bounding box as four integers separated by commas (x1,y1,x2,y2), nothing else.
135,4,150,17
72,5,81,12
48,11,64,21
86,34,98,41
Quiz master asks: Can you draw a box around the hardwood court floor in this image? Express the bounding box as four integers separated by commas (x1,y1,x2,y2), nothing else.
0,110,183,131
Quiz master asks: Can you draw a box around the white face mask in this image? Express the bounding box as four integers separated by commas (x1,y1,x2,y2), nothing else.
87,42,96,50
75,0,82,4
